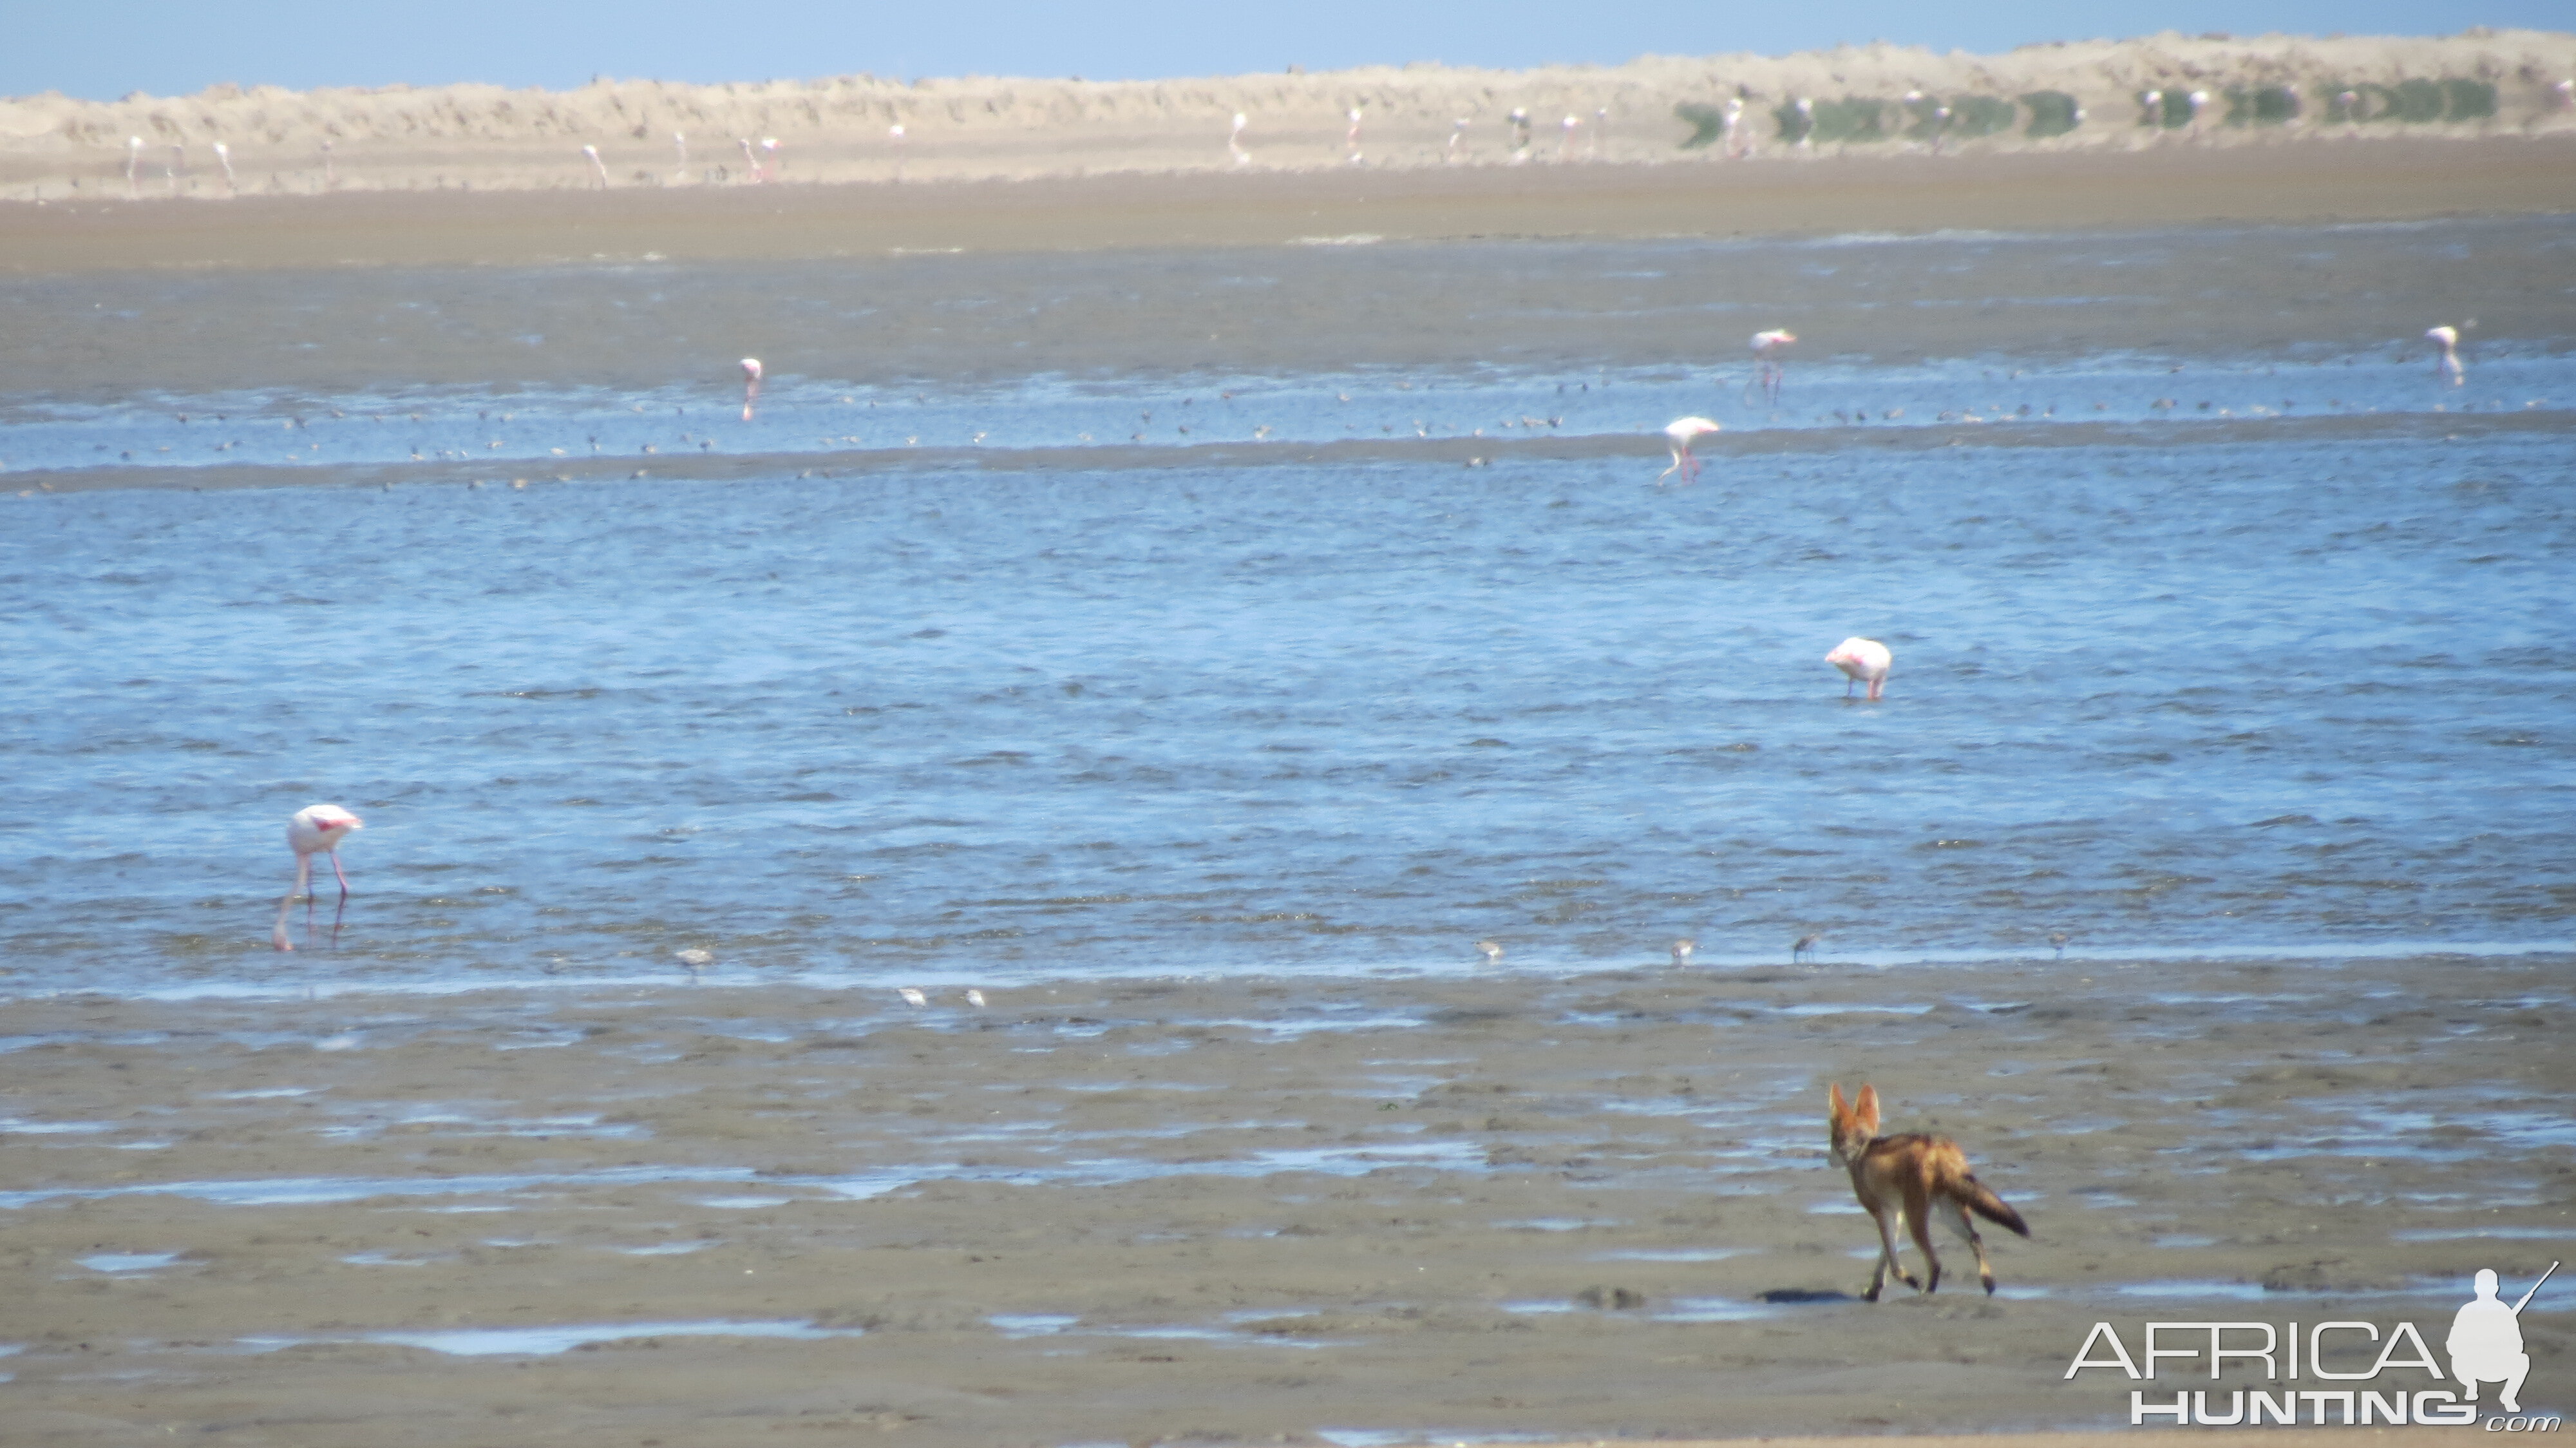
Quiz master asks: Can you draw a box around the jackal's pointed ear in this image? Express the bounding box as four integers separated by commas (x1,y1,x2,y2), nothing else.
1828,1081,1850,1120
1855,1084,1881,1132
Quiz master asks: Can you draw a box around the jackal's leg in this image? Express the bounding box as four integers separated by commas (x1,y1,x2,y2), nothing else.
1904,1191,1944,1295
1866,1205,1917,1301
1943,1197,1998,1294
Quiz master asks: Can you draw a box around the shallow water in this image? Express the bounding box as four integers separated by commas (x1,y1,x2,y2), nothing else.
3,220,2573,1004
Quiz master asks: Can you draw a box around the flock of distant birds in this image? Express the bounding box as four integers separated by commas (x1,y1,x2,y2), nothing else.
258,314,2485,964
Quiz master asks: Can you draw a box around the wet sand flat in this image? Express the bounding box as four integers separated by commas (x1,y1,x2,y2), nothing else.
3,952,2566,1445
7,137,2576,275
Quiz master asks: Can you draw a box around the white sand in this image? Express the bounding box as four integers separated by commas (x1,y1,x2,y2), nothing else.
3,30,2571,200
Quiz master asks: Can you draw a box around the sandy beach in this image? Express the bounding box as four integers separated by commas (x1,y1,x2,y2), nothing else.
4,952,2565,1445
5,31,2574,204
4,135,2575,278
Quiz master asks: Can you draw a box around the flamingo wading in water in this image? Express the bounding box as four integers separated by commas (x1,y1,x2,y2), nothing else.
1826,637,1892,701
2427,325,2465,386
1751,329,1797,405
1660,417,1719,482
272,805,363,951
740,358,763,421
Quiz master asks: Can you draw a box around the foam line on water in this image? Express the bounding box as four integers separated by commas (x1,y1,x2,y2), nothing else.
17,936,2568,1008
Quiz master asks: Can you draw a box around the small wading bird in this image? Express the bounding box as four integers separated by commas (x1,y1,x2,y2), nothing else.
272,805,363,951
739,358,762,421
965,989,987,1008
675,948,714,979
1825,636,1892,701
2428,325,2466,386
899,987,928,1007
2049,931,2070,960
1669,938,1696,966
1750,329,1797,404
1660,416,1719,482
1475,939,1504,964
1792,931,1823,963
1827,1083,2030,1300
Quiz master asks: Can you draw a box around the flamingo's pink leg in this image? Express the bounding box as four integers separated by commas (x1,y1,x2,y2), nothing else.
276,854,312,951
329,848,352,897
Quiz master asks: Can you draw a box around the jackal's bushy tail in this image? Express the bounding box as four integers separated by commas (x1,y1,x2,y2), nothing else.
1961,1175,2031,1237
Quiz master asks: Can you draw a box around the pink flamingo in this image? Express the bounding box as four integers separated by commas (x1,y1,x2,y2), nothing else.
125,136,143,197
1345,108,1363,164
212,140,236,194
889,124,907,180
2427,325,2465,386
1229,113,1249,166
1660,416,1720,482
272,804,363,951
1558,113,1580,160
737,137,761,181
1825,638,1892,701
1751,329,1797,404
1446,117,1468,162
740,357,763,421
581,144,609,188
761,137,782,179
673,131,688,182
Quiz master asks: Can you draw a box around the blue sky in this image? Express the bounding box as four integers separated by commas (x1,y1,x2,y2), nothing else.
10,2,2557,101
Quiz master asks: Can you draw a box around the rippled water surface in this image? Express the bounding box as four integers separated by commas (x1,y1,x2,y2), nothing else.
4,221,2573,999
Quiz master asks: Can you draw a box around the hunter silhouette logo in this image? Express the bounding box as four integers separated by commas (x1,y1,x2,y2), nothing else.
2066,1261,2559,1428
2451,1262,2553,1416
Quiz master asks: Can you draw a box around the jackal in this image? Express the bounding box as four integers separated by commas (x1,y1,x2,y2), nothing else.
1826,1082,2030,1300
